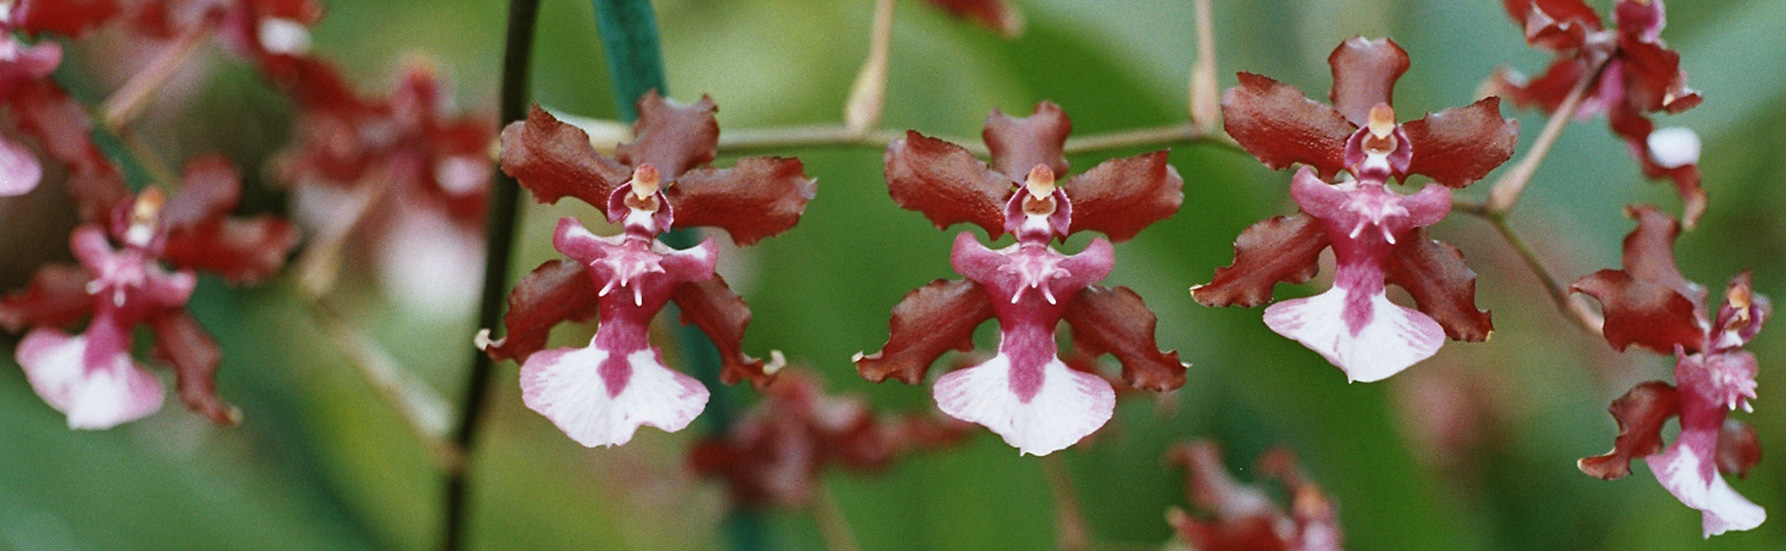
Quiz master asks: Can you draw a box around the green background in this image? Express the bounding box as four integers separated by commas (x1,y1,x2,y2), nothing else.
3,0,1785,549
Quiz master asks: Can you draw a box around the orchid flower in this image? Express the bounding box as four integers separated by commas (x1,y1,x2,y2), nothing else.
483,92,815,447
0,157,298,428
1492,0,1706,226
857,101,1186,456
1573,205,1769,537
1194,37,1516,382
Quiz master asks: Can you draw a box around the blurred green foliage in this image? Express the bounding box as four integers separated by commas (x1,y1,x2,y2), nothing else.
3,0,1785,550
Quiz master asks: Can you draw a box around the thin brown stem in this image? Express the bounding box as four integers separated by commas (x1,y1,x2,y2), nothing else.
713,122,1241,158
1485,58,1608,214
1187,0,1219,135
812,482,862,551
1040,455,1092,551
101,14,219,131
1479,213,1605,337
843,0,896,134
297,292,465,472
116,130,181,189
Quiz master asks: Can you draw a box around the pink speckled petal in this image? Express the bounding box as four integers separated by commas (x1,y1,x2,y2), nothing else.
1647,428,1766,538
17,328,164,430
0,136,42,196
933,353,1113,456
519,343,710,447
1264,286,1444,382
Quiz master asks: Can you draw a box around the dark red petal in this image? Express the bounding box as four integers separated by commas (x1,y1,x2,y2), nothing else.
617,91,719,180
670,275,769,387
149,310,241,426
1489,60,1588,113
1620,204,1705,308
1517,0,1604,49
162,155,243,229
921,0,1023,37
1220,73,1353,176
1060,151,1183,242
1717,419,1763,479
983,102,1071,181
1608,108,1706,228
1573,270,1705,354
1618,36,1702,114
259,55,370,115
1578,381,1678,480
856,279,994,384
0,264,93,332
666,157,816,246
1192,213,1329,308
1062,286,1186,392
481,260,600,363
1386,229,1493,342
9,81,128,221
161,217,299,285
499,106,632,207
1401,97,1520,188
1328,36,1410,125
15,0,122,37
884,131,1012,237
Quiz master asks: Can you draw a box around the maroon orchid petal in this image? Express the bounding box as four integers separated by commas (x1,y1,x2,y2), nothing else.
1574,205,1712,353
499,106,632,207
1192,213,1329,308
1400,98,1520,188
1060,151,1184,242
1575,270,1706,354
260,55,370,115
0,264,94,332
617,91,718,180
161,218,299,285
855,279,994,384
14,0,123,37
983,102,1071,181
1579,380,1679,480
1062,285,1186,392
1618,36,1701,114
1716,419,1762,478
666,157,816,246
481,259,601,362
1620,204,1705,308
1386,229,1494,342
1489,59,1588,113
1614,0,1665,41
1508,0,1603,50
1328,36,1410,125
921,0,1024,37
670,275,770,387
149,310,241,425
1220,73,1354,176
884,131,1013,237
1714,420,1757,477
1608,108,1706,228
162,156,242,228
9,81,128,221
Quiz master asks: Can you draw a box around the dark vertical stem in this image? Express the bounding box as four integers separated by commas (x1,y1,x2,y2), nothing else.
589,0,766,549
442,0,542,549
